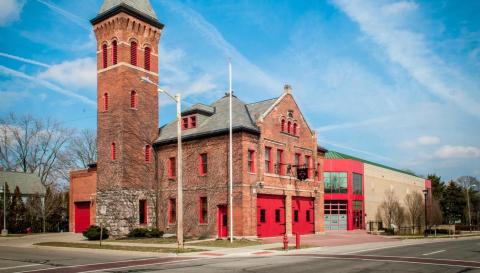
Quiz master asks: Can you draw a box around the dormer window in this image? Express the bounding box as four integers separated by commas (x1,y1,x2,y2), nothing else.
190,116,196,128
182,115,197,130
182,118,188,130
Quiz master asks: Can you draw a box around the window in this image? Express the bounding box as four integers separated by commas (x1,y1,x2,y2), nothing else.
353,173,363,195
275,209,281,223
295,153,301,167
110,142,116,160
199,153,208,175
139,199,147,224
353,200,363,211
324,172,348,193
102,44,107,68
248,150,255,172
190,116,196,128
281,119,285,132
287,121,292,134
305,155,311,178
265,147,272,173
293,123,298,135
130,90,137,109
144,145,151,163
260,209,266,223
112,40,118,65
168,157,176,178
199,197,208,224
130,41,137,65
294,210,299,222
182,118,188,129
103,93,109,111
169,198,176,224
276,149,284,175
144,46,151,71
306,210,311,222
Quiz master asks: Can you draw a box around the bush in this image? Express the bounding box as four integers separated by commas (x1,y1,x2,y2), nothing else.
128,228,163,238
83,225,109,241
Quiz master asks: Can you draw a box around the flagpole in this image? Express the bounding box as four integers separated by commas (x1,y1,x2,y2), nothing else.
228,60,234,243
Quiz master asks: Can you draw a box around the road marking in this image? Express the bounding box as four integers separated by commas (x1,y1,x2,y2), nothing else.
0,264,47,270
422,250,445,256
344,242,425,254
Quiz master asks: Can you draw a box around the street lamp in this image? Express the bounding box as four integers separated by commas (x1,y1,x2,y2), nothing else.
466,184,478,232
141,76,184,249
422,189,428,237
1,182,7,236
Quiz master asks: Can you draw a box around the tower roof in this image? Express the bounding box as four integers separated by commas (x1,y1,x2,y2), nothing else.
91,0,163,29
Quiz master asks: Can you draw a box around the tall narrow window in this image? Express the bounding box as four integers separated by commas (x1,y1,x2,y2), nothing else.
182,118,188,129
287,121,292,134
190,116,196,128
103,93,109,111
281,119,285,132
130,90,137,109
102,44,108,68
169,198,176,224
168,157,176,178
112,40,118,65
305,155,311,178
199,153,208,175
139,199,147,224
130,41,137,66
265,147,272,173
293,123,298,135
111,142,116,160
248,150,255,173
199,197,208,224
276,149,284,175
144,46,151,71
145,145,151,163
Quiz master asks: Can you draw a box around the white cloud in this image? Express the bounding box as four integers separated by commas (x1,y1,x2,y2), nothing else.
37,58,96,90
316,116,391,133
36,0,90,31
0,52,50,68
417,135,440,145
434,145,480,159
184,74,217,96
333,0,480,118
0,0,25,26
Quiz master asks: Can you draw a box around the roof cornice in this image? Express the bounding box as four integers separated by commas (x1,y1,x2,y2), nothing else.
91,3,164,29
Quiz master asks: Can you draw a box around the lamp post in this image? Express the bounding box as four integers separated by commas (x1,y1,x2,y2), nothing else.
1,182,7,236
422,189,428,237
141,76,183,249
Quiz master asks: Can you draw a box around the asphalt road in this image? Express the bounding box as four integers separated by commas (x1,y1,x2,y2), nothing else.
0,238,479,273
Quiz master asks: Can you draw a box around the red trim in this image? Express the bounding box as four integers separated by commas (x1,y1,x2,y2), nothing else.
111,142,116,160
130,90,137,109
112,40,118,65
199,153,208,175
144,47,151,71
168,157,176,178
168,198,176,224
102,44,108,68
145,145,151,163
199,197,208,224
182,118,188,130
130,41,137,66
293,123,298,135
103,93,109,111
287,121,291,134
281,119,285,132
190,116,197,128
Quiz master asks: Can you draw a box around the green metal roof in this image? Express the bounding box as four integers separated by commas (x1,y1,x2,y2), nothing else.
0,171,46,196
325,150,422,178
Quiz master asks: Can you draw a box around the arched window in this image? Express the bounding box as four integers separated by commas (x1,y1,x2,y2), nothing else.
103,93,109,111
287,121,291,134
145,145,151,162
281,119,285,132
112,40,118,65
130,41,137,66
111,142,116,160
144,47,151,71
130,90,137,109
293,123,298,135
102,44,108,68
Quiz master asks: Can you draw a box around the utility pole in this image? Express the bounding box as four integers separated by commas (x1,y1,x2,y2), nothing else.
176,93,184,249
1,182,7,236
228,60,234,243
423,189,428,237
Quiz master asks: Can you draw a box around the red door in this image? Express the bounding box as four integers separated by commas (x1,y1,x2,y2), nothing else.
217,205,228,238
292,197,314,235
74,202,90,233
257,194,285,237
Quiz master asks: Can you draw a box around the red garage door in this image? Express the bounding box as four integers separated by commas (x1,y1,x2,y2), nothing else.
75,202,90,233
257,194,285,237
292,197,314,235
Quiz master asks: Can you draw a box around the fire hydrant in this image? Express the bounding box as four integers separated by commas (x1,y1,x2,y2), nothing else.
283,234,289,251
295,233,301,249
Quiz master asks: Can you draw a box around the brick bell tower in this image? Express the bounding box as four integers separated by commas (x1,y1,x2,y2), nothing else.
91,0,163,233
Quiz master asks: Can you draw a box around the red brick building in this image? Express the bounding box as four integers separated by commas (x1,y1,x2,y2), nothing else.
69,0,327,237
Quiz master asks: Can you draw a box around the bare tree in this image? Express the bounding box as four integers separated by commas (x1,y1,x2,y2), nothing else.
70,129,97,168
377,189,405,231
430,198,443,226
404,191,424,234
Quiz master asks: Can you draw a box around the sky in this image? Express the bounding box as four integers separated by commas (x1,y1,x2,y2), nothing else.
0,0,479,181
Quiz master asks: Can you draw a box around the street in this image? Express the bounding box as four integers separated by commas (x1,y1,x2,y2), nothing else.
0,237,479,273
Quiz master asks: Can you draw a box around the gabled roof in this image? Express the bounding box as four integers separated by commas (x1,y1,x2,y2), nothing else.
156,94,278,145
0,171,46,196
91,0,164,29
325,150,422,178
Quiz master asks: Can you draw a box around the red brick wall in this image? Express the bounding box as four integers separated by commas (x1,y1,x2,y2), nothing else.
69,167,97,232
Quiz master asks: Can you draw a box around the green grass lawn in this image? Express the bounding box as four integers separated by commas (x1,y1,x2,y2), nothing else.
34,242,204,253
109,237,179,244
187,239,262,248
